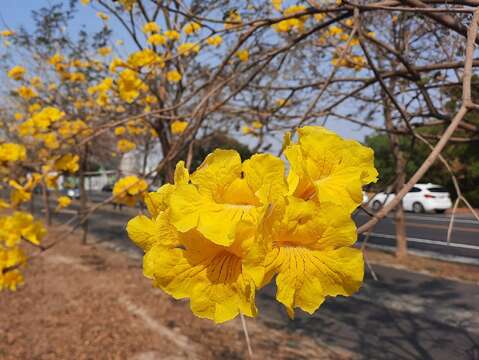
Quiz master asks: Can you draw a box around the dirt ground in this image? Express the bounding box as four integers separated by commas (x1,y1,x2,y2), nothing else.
365,247,479,283
0,230,352,360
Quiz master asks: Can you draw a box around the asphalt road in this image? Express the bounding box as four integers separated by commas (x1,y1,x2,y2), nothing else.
52,191,479,263
37,193,479,359
355,211,479,264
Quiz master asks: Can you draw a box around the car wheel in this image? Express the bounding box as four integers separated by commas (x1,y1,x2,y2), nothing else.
413,202,425,213
372,200,382,211
435,209,446,214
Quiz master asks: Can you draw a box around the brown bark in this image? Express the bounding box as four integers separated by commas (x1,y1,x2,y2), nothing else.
41,180,51,227
79,145,89,244
383,89,408,258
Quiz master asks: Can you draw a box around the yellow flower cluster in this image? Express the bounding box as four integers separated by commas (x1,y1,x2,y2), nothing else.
117,69,146,103
113,175,148,207
56,195,72,209
8,65,26,81
127,126,378,323
170,120,188,134
0,143,26,162
0,211,46,291
273,5,308,33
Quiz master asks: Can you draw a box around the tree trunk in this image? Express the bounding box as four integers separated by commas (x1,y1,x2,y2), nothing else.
383,89,408,258
394,157,407,259
41,180,51,226
79,145,89,244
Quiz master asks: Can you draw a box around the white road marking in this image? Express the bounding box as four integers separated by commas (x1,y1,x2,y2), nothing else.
357,212,479,225
365,232,479,250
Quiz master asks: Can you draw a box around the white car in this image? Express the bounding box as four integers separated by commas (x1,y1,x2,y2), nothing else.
370,183,452,213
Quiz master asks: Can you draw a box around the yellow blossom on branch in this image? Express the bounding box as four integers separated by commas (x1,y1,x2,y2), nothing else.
56,196,71,209
54,154,80,173
117,139,136,153
114,126,126,136
166,70,182,83
113,176,148,207
284,126,378,212
147,34,167,46
183,22,202,35
117,69,146,103
143,22,160,34
177,42,200,56
126,126,378,322
0,143,26,162
97,46,112,56
206,35,223,47
97,12,109,21
165,30,180,41
236,49,249,62
8,66,26,81
0,29,14,37
170,120,188,134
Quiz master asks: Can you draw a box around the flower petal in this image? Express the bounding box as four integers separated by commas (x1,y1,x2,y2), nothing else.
267,246,363,317
127,212,179,252
190,149,242,198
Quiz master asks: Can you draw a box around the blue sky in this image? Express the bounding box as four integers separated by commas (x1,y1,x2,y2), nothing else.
0,0,371,142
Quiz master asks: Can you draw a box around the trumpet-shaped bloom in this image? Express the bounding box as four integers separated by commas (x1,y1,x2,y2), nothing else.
142,220,265,323
127,161,266,322
126,162,189,252
169,149,287,246
125,126,377,322
285,126,378,212
262,197,363,317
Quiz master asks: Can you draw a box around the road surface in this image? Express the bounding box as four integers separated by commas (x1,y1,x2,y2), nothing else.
355,211,479,264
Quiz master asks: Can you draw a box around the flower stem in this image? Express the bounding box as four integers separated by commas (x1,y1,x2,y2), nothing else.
240,312,253,359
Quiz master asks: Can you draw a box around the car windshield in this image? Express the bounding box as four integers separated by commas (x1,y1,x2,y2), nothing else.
428,186,448,193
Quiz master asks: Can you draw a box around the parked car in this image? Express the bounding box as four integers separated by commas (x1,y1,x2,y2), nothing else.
370,183,452,213
362,191,369,205
102,183,114,192
63,187,80,199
